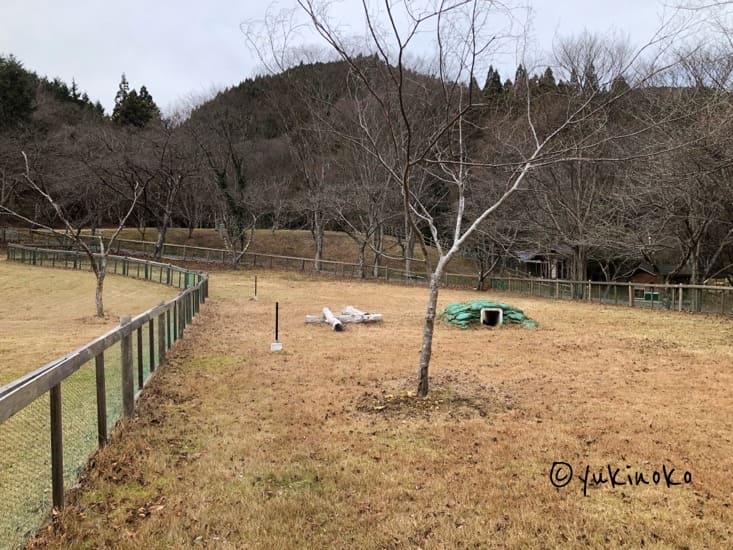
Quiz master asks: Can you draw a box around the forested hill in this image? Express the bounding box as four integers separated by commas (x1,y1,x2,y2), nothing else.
0,54,104,131
187,57,377,140
1,52,732,285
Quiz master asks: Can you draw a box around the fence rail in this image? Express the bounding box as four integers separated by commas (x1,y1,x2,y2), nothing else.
476,276,733,316
6,228,733,316
1,244,208,548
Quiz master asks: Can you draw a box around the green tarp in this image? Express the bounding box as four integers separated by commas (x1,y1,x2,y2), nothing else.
441,300,538,329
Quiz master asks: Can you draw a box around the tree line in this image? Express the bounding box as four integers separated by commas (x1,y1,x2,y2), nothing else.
2,45,731,290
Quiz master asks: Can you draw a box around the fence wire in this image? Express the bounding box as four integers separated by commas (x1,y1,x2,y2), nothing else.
1,245,207,548
0,394,51,549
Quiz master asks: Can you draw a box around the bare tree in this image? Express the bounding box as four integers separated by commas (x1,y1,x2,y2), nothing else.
0,152,143,317
236,0,697,395
330,127,402,277
187,100,261,268
287,0,695,397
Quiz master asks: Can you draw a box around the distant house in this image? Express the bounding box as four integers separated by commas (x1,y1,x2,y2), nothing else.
515,247,572,279
623,263,692,285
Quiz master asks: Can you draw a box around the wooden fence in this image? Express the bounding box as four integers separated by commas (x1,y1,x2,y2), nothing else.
0,244,208,547
5,228,733,316
479,276,733,315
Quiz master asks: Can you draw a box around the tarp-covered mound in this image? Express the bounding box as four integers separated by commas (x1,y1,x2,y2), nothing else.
441,300,538,329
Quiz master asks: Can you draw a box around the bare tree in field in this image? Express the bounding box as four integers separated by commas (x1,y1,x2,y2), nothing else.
249,0,690,396
185,98,261,268
330,126,403,278
639,46,733,290
0,152,143,317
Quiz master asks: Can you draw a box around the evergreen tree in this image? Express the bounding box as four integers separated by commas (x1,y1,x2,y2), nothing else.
112,74,159,127
0,54,36,128
70,78,80,100
537,67,557,93
112,73,130,122
482,65,503,97
513,64,528,96
502,78,513,95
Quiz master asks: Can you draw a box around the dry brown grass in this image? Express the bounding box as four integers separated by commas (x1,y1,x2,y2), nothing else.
0,258,178,384
29,269,733,548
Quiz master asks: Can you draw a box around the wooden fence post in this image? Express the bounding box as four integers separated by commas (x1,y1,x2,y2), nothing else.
120,316,134,418
678,284,683,312
158,311,166,365
137,327,144,389
173,301,178,341
95,353,107,446
50,383,64,509
149,319,155,372
166,309,172,347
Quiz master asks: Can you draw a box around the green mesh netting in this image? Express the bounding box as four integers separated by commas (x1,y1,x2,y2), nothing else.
441,300,538,329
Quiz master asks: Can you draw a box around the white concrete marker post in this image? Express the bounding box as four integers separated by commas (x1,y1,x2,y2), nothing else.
270,301,283,352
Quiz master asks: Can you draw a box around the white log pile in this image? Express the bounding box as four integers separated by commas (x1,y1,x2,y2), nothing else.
305,305,383,330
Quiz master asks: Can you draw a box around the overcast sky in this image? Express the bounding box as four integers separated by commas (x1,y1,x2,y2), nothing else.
0,0,682,115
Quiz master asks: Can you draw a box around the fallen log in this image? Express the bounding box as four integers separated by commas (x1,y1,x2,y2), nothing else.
323,307,344,331
306,306,383,327
338,313,383,323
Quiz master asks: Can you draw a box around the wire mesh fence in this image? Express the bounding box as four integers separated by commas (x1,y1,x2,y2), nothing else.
8,231,730,317
0,394,51,548
0,245,208,549
483,277,733,315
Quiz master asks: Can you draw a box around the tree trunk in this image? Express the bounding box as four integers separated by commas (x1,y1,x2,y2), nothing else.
95,268,106,318
358,242,367,279
372,225,383,278
416,272,441,397
477,258,486,291
313,212,324,272
690,241,701,312
572,246,587,298
154,214,171,261
405,219,415,277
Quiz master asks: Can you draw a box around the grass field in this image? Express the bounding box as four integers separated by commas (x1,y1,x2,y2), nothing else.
22,268,733,548
0,258,178,385
0,257,181,548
